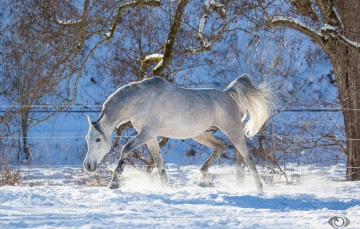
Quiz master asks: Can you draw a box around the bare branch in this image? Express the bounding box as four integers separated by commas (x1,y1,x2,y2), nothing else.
187,4,256,54
152,0,189,75
319,0,343,29
196,0,227,51
49,0,90,26
266,2,360,53
320,25,360,52
317,2,360,52
289,0,319,22
108,0,161,39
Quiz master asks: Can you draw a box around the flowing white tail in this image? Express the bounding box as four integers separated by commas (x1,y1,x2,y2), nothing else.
225,74,274,138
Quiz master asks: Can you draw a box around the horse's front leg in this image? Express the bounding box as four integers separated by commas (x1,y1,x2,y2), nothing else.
109,160,125,189
109,128,157,189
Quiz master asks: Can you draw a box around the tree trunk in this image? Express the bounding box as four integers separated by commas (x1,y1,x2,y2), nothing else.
21,109,30,161
330,52,360,180
327,0,360,180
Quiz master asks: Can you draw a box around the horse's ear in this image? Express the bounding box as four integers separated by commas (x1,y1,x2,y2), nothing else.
99,114,106,125
87,115,93,125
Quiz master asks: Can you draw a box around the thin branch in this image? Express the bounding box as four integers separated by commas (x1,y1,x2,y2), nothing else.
196,0,227,51
186,4,257,54
48,0,89,27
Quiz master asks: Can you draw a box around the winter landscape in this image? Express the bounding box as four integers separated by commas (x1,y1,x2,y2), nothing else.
1,164,359,228
1,0,360,228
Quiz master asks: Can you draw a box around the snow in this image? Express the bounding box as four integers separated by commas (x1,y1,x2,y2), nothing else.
56,19,82,25
338,34,360,49
205,0,224,11
321,24,337,32
332,6,344,29
1,164,359,228
320,24,360,49
198,15,211,48
144,53,163,61
198,0,224,49
154,58,164,71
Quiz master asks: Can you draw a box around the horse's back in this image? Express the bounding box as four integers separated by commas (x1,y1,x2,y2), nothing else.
129,77,241,139
156,86,239,138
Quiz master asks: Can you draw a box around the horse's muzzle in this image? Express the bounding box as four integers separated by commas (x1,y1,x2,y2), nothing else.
83,161,97,172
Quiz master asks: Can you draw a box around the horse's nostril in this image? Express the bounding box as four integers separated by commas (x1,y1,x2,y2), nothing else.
87,163,91,171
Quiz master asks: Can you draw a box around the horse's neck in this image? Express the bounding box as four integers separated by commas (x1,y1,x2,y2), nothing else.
101,89,136,133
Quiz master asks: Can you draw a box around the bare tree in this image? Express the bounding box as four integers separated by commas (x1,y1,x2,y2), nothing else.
160,0,359,180
256,0,360,180
3,0,358,179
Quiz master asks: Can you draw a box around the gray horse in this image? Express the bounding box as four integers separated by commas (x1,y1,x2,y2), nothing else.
83,74,273,193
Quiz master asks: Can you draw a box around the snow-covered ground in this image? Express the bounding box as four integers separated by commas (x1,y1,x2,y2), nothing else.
1,164,359,228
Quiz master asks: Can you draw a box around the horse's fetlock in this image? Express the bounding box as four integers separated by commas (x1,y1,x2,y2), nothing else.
200,166,208,173
160,169,169,185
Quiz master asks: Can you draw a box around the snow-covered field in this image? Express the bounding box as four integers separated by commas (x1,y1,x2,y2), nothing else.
0,164,359,228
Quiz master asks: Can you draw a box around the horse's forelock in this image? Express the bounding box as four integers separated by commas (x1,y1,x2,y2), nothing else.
91,121,105,136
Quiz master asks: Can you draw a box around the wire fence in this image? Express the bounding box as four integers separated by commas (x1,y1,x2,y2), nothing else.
0,134,356,140
1,104,357,185
0,104,354,141
0,104,359,110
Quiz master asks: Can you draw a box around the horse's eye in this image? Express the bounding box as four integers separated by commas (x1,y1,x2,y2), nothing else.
96,138,101,142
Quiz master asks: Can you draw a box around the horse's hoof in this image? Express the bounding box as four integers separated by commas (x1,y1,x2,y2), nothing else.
109,181,120,189
236,176,245,184
204,174,214,186
257,184,264,194
160,170,169,185
160,176,169,186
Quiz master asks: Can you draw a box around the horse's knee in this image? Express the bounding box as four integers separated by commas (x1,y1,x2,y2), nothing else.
216,142,227,153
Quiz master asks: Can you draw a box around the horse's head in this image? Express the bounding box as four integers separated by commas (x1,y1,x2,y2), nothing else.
83,115,111,172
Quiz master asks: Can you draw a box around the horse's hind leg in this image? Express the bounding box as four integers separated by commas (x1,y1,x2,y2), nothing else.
236,152,246,183
146,139,168,185
220,123,263,193
192,131,226,185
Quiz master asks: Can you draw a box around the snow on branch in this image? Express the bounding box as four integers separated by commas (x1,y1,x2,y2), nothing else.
139,54,163,76
189,0,226,53
207,0,226,20
144,53,163,60
322,2,343,30
270,15,360,53
270,16,325,43
321,24,360,52
55,19,83,25
336,34,360,51
317,2,359,52
51,0,90,27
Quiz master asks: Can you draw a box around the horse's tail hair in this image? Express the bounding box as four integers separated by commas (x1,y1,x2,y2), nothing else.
224,74,274,138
